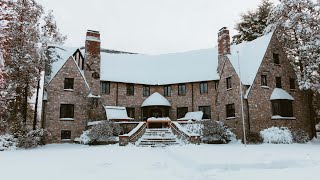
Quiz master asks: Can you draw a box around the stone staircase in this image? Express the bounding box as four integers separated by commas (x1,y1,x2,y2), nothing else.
136,128,180,147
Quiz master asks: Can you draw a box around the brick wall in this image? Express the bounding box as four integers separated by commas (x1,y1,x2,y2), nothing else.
45,57,90,143
247,34,313,136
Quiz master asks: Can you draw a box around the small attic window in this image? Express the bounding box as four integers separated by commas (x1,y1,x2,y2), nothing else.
64,78,74,90
273,53,280,64
261,75,268,86
289,78,296,89
226,77,232,89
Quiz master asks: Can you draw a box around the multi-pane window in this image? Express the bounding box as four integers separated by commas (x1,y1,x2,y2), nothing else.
261,75,267,86
226,103,235,118
60,104,74,119
143,85,150,97
199,106,211,119
226,77,232,89
64,78,74,89
126,84,134,96
61,130,71,140
200,82,208,94
126,107,135,119
289,78,295,89
177,107,188,119
272,100,293,117
164,85,171,97
178,84,186,95
101,81,110,94
214,81,219,90
276,77,282,88
273,53,280,64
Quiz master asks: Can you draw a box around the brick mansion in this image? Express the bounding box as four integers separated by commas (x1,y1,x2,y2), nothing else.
42,27,314,143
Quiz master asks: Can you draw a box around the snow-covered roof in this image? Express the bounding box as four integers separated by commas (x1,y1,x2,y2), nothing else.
47,32,273,86
47,46,78,83
270,88,294,101
104,106,134,120
100,48,219,85
141,92,171,107
228,32,273,85
177,111,203,121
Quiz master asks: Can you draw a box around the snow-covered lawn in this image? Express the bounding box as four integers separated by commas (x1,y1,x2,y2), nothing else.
1,142,320,180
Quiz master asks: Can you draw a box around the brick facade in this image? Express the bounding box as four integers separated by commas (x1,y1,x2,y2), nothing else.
45,57,90,142
43,29,314,143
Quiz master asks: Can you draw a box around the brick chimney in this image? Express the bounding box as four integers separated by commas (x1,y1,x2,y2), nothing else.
84,30,101,95
218,27,230,55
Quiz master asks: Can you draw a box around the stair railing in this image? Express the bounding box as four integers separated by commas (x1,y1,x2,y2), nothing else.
119,122,146,146
170,122,201,144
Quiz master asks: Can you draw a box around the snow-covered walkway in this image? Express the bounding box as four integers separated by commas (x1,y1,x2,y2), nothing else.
1,142,320,180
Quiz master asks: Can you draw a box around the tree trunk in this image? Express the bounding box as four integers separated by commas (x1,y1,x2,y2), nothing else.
33,79,40,130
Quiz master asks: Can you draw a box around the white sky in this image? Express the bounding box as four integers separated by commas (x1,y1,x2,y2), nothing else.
36,0,278,54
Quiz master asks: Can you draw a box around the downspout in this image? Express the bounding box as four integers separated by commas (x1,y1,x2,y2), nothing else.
191,82,194,111
246,99,251,131
116,82,119,106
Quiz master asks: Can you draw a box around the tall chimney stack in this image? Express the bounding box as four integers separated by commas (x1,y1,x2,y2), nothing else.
218,27,231,55
84,30,101,95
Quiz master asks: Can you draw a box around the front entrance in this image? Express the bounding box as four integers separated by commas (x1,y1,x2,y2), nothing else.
142,106,170,120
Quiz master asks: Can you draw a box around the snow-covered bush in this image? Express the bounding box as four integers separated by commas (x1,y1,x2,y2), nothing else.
183,122,203,135
246,131,263,144
0,134,17,151
260,127,293,144
292,129,310,143
79,130,91,145
87,121,122,144
17,129,51,149
202,120,236,144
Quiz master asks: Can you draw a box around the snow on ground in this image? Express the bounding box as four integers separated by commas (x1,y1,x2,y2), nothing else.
1,142,320,180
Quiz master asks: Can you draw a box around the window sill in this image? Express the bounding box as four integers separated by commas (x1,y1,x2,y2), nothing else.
226,88,233,91
61,139,71,142
60,118,74,121
226,117,236,120
261,86,270,89
64,89,74,92
271,116,296,120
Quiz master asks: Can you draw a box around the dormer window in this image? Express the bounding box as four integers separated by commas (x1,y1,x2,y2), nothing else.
273,53,280,65
64,78,74,90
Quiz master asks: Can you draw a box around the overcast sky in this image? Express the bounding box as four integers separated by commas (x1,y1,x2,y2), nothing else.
36,0,278,54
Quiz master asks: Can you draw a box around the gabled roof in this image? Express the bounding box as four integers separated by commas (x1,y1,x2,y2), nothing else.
228,32,273,86
141,92,171,107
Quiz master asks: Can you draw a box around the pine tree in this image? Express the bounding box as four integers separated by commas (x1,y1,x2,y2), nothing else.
232,0,273,44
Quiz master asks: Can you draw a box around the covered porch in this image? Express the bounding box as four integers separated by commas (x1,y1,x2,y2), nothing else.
141,92,171,128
